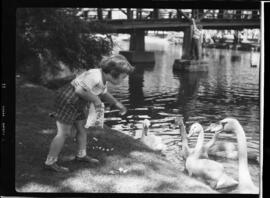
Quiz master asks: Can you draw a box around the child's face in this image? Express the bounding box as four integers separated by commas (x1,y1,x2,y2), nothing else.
109,73,128,85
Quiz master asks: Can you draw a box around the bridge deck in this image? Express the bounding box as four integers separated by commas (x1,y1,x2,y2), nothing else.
98,18,260,33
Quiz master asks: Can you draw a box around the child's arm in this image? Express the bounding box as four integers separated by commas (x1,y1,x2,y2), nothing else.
74,86,103,108
100,92,127,115
100,92,118,105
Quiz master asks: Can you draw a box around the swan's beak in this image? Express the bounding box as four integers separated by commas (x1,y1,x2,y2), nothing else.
213,124,223,134
187,123,203,138
205,123,223,134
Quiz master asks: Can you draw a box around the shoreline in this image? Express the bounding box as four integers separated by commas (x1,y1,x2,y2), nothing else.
114,34,260,52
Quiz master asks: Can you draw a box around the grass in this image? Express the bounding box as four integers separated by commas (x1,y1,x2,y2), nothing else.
15,76,218,193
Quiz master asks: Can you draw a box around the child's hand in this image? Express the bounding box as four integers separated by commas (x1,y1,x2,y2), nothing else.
115,102,127,115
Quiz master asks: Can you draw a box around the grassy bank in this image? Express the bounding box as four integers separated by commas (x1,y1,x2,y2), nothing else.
15,76,218,193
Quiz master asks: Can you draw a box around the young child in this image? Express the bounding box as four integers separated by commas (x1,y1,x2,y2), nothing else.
44,54,134,172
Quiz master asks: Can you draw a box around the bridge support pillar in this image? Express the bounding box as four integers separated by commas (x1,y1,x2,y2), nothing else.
182,27,192,59
130,30,145,51
120,30,155,65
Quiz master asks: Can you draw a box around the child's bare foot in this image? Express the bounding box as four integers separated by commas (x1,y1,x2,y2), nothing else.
44,163,70,173
75,155,99,164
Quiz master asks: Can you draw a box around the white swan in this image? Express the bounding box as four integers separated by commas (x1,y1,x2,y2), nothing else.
189,123,258,162
208,142,258,162
182,122,220,159
187,122,212,159
140,119,166,152
175,119,217,159
175,117,192,159
216,118,259,194
175,118,238,189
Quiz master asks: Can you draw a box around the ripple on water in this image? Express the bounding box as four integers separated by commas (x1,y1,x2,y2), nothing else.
109,42,260,188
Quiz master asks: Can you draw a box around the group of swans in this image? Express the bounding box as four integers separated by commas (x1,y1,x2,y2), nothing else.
188,123,258,162
136,117,258,193
175,117,238,190
176,117,258,194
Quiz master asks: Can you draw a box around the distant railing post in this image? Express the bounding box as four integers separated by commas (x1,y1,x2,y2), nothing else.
192,9,197,19
82,10,89,20
252,10,259,19
198,9,204,19
107,10,112,20
136,9,142,19
169,12,173,19
97,8,103,20
177,10,181,19
235,10,242,19
127,9,133,20
153,9,159,19
218,9,224,19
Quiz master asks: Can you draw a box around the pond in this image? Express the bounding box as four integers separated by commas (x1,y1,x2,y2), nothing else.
104,36,261,189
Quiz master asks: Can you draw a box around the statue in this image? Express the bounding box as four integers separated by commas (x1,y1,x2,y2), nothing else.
189,18,203,60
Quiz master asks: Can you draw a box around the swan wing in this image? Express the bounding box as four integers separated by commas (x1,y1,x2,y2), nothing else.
151,136,166,151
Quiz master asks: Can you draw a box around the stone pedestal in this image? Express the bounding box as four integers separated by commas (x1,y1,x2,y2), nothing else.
173,59,208,72
182,27,192,59
120,51,155,64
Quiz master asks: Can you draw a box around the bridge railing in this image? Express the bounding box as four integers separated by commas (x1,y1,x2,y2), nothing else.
200,10,260,20
78,9,260,22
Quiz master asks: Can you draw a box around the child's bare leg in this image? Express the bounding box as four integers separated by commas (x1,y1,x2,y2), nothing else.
74,120,87,156
74,120,99,163
45,121,72,171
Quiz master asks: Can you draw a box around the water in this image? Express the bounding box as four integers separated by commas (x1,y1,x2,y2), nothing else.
105,37,260,178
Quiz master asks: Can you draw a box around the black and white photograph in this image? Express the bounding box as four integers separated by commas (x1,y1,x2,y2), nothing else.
2,1,266,196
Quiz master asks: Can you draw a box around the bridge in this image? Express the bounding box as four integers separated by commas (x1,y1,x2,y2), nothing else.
103,19,259,32
80,8,260,31
78,8,260,62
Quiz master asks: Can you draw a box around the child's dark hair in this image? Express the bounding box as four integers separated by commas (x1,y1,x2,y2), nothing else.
99,54,135,79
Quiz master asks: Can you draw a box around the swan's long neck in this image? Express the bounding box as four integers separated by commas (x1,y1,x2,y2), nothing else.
180,124,189,151
193,129,204,158
233,123,254,188
204,132,218,151
142,126,148,138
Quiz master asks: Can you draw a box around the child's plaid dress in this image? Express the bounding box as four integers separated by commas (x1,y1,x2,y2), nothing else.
54,69,107,125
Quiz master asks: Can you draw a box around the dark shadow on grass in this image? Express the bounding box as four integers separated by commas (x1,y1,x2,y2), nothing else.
16,78,160,192
15,77,217,193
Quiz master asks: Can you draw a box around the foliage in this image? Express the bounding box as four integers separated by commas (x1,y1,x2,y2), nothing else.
16,8,113,83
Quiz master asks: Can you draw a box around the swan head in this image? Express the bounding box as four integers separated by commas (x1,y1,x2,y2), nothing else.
205,123,223,135
219,117,242,132
209,118,242,134
188,122,204,138
143,119,151,129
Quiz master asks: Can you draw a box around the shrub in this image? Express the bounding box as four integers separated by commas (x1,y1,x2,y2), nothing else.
16,8,113,83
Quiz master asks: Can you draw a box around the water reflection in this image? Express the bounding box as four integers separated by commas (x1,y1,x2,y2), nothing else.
106,37,261,190
128,66,146,108
173,71,207,123
109,38,260,163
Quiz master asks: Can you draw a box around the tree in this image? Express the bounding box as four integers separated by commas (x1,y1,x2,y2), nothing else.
16,8,113,84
